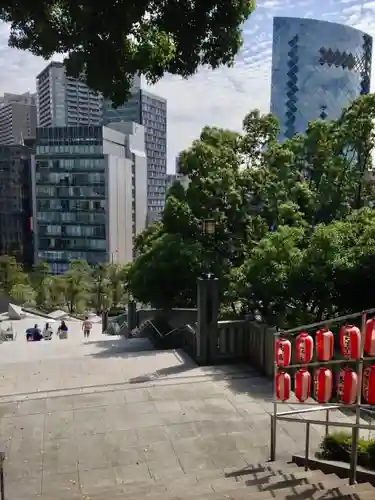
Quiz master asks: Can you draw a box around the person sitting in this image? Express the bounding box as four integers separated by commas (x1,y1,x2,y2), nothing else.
42,322,53,340
57,320,68,339
32,324,43,341
26,327,34,341
26,324,42,342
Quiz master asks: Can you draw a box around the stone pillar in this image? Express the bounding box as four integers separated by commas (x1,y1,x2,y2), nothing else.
196,277,219,365
101,311,108,333
127,300,137,330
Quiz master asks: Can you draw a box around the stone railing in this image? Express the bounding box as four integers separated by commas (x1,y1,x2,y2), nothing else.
213,320,248,362
204,319,275,376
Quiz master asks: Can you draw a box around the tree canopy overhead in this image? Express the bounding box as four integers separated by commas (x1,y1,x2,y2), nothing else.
1,0,255,104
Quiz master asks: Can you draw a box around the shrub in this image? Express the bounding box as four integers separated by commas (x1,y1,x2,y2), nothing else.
318,432,375,469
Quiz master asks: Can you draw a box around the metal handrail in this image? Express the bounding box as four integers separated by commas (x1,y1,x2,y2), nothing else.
271,405,375,476
278,306,375,336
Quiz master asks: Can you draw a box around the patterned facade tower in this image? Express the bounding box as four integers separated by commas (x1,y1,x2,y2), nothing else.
271,17,373,141
285,35,299,138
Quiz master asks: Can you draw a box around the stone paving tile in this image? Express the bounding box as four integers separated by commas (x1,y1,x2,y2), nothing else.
2,338,373,498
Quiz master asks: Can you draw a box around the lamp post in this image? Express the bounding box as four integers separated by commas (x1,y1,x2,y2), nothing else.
201,218,216,279
196,218,219,364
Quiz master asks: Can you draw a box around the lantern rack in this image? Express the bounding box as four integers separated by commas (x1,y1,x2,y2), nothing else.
271,307,375,486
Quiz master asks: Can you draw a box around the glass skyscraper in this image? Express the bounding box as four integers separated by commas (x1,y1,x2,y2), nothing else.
271,17,372,141
103,85,167,224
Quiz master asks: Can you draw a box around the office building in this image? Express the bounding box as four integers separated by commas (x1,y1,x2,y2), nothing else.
0,145,33,267
271,17,372,141
103,83,167,224
0,93,37,145
36,61,102,128
32,123,147,274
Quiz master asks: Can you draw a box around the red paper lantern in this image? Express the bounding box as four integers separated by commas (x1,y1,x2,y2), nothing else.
275,338,291,367
295,369,311,402
340,325,361,359
316,328,334,361
314,367,332,403
275,371,291,401
337,369,358,405
363,365,375,404
365,318,375,356
296,332,314,364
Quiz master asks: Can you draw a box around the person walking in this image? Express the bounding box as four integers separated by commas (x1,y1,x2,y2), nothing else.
82,317,93,339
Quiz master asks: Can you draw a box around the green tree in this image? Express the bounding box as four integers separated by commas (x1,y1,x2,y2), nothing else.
48,275,67,311
31,261,52,309
2,0,255,104
127,94,375,316
247,96,375,230
0,255,29,294
91,263,113,314
127,233,203,308
109,264,129,309
62,260,92,314
9,283,37,307
236,226,306,327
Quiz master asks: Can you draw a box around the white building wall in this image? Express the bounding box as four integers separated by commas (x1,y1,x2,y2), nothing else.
106,155,133,264
105,122,147,238
134,150,147,237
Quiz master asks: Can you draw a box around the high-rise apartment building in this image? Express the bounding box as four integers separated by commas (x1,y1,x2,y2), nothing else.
0,93,37,145
32,123,147,274
0,145,34,267
271,17,372,141
36,62,102,128
103,83,167,224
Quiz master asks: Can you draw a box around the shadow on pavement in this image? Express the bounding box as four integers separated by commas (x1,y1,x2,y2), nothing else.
85,337,155,358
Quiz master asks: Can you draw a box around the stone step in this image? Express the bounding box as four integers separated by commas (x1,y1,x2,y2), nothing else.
46,477,375,500
22,461,375,500
264,477,374,499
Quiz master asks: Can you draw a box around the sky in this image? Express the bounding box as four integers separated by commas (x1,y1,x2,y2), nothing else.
0,0,374,172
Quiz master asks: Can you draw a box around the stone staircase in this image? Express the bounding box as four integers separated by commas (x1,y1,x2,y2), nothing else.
17,460,375,499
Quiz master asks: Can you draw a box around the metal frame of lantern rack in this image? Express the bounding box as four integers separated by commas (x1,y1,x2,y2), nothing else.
271,307,375,486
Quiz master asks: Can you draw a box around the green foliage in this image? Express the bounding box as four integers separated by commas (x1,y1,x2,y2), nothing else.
9,283,36,307
126,93,375,319
0,257,129,315
62,260,94,314
128,234,202,309
1,0,255,104
0,255,29,294
31,261,52,309
318,432,375,470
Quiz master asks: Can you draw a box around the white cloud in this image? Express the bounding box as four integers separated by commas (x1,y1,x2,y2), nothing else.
0,1,373,171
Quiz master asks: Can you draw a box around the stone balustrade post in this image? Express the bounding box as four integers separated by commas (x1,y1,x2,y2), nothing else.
196,277,219,365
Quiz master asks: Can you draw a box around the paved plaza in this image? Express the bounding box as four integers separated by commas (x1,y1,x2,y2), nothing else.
0,332,371,499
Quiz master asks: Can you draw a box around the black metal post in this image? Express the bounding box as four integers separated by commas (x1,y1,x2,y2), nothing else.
101,311,108,333
0,451,5,500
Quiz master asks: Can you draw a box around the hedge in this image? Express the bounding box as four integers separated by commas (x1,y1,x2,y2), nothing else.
318,432,375,470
